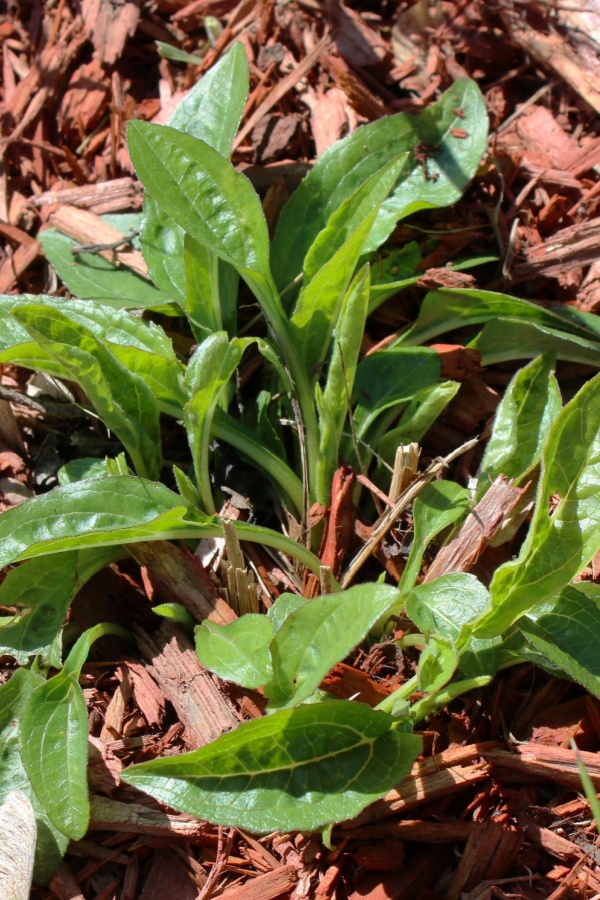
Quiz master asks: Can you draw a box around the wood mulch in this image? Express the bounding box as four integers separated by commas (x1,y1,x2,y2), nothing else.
2,0,600,897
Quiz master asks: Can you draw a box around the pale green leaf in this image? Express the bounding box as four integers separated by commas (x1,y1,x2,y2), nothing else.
11,305,162,479
265,584,399,708
195,615,273,688
474,373,600,637
121,700,422,831
471,318,600,368
400,481,471,591
398,288,596,348
38,228,169,308
478,353,561,491
418,636,458,693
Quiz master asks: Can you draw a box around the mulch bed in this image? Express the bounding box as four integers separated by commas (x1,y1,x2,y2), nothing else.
2,0,600,897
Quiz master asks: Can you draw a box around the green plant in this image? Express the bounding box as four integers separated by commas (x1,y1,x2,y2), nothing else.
1,43,600,879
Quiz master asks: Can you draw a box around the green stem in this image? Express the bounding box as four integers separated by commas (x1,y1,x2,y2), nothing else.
374,675,418,714
408,676,491,724
212,409,304,516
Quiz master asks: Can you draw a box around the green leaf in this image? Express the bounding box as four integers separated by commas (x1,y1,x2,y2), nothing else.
470,318,600,368
38,228,169,309
352,347,441,441
317,266,371,502
397,287,596,348
19,672,89,839
519,584,600,698
195,615,274,688
290,160,405,374
267,593,308,633
418,636,458,693
11,304,163,479
478,353,561,491
153,603,196,628
0,668,67,883
121,700,422,831
400,481,471,591
157,42,203,65
0,475,325,580
184,333,253,512
128,122,271,283
271,79,488,291
0,548,122,667
58,457,112,485
265,584,399,708
405,573,491,644
377,382,460,464
302,155,409,285
474,373,600,637
140,194,186,304
0,295,187,416
168,41,248,154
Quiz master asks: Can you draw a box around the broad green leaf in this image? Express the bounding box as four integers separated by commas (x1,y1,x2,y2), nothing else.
184,234,222,339
128,123,273,290
290,159,406,373
471,318,600,367
271,79,487,291
474,373,600,638
121,700,422,831
397,288,596,348
267,593,307,633
302,155,409,285
519,584,600,698
317,266,370,502
478,353,561,493
0,547,122,667
168,41,248,154
143,45,248,324
377,381,460,464
352,347,441,441
0,475,325,579
58,457,112,485
265,584,399,708
400,481,471,591
11,305,162,479
140,194,186,304
418,635,458,693
185,333,253,512
0,293,186,416
405,573,491,644
20,672,89,839
0,668,67,884
38,228,169,309
195,615,273,688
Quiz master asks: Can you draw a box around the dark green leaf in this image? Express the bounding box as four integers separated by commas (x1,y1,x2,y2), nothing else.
519,584,600,697
20,673,89,839
0,548,122,666
0,668,67,883
471,318,600,368
121,700,421,831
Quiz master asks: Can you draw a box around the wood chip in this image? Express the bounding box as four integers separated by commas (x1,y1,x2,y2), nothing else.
135,620,239,748
89,796,209,839
221,865,298,900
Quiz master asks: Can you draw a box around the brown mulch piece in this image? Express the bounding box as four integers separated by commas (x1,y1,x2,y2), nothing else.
1,0,600,897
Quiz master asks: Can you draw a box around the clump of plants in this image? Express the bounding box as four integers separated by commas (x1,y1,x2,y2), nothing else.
0,44,599,882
